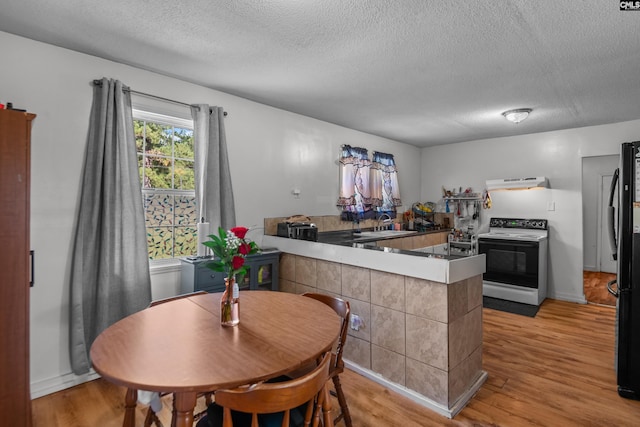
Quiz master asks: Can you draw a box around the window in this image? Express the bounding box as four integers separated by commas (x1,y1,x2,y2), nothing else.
134,110,197,261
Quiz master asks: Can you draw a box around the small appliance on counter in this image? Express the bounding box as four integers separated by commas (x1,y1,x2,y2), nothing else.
276,215,318,242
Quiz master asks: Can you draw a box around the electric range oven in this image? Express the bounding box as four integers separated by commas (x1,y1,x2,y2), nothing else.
478,218,549,306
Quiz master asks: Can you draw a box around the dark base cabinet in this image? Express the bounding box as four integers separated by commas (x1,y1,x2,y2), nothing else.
180,249,280,294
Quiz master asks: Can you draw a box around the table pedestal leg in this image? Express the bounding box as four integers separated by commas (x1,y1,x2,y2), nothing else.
173,391,197,427
123,388,137,427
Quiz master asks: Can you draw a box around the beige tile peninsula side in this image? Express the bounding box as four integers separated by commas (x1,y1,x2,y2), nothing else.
262,235,487,418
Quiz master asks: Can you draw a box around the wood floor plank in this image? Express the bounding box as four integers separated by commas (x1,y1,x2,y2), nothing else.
32,299,640,426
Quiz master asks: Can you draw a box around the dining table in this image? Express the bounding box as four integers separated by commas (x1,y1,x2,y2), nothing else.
90,290,341,427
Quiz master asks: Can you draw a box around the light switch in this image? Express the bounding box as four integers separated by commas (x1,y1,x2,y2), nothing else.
547,201,555,211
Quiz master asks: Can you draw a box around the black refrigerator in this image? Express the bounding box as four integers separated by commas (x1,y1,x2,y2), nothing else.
608,141,640,400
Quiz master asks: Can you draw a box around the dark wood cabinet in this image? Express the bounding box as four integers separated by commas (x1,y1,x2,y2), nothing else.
180,249,280,294
0,109,35,426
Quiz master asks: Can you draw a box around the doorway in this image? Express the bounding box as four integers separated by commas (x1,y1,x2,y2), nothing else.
582,155,619,306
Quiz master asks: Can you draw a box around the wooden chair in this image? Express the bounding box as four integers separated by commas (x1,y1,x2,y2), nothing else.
143,291,212,427
301,293,352,427
208,351,334,427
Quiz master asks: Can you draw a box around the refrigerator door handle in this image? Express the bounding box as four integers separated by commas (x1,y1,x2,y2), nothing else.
608,168,619,261
607,279,619,298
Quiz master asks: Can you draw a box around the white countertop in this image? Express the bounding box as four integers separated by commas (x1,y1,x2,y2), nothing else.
262,235,485,284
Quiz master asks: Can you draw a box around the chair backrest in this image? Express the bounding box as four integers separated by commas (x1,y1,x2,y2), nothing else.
149,290,207,307
214,351,333,427
302,293,350,372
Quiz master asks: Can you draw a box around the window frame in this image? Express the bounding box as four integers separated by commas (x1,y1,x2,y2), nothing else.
133,109,197,266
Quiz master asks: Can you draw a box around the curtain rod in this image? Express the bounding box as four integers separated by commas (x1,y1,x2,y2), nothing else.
91,79,228,116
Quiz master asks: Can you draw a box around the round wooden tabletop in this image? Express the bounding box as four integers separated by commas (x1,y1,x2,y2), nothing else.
90,291,341,394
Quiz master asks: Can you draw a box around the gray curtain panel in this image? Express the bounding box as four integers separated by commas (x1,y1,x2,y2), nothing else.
69,78,152,375
191,105,236,231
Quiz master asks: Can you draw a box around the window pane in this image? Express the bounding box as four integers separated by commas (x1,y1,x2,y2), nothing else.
147,226,173,259
175,226,197,257
144,154,172,189
175,195,197,225
144,122,172,153
174,127,194,157
174,159,194,190
138,155,145,186
134,121,145,153
144,194,173,226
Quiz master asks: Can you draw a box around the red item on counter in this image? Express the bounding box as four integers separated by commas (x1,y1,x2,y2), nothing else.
0,104,5,109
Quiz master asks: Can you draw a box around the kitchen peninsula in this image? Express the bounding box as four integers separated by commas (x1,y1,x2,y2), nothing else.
261,228,487,418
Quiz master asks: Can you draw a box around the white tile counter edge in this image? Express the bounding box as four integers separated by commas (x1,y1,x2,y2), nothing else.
262,236,485,284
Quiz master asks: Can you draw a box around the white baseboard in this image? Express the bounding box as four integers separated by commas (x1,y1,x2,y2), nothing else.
547,291,587,304
31,370,100,399
344,360,487,419
33,360,490,419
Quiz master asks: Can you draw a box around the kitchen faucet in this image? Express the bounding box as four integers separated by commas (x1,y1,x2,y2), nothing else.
376,213,392,231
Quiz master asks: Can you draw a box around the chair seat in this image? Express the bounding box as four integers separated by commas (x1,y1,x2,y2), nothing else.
196,402,309,427
202,351,334,427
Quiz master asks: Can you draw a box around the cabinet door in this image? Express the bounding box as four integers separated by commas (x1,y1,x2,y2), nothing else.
377,238,403,249
195,266,226,293
0,110,34,426
247,253,280,291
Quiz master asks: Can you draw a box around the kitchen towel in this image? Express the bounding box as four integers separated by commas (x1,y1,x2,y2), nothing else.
197,222,211,256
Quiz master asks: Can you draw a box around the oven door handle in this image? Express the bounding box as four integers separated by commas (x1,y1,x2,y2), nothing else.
607,279,619,298
478,239,539,249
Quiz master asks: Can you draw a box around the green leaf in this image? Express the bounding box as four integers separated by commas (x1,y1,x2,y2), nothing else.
205,261,226,272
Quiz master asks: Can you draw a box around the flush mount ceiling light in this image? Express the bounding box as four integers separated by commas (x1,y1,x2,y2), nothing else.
502,108,532,124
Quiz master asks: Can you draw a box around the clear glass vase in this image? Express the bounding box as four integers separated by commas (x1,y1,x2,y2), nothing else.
221,276,240,326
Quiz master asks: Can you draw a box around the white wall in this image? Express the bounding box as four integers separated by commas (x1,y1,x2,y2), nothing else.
0,31,422,397
421,121,640,303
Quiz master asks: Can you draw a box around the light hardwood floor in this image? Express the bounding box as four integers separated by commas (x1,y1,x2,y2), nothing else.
32,299,640,426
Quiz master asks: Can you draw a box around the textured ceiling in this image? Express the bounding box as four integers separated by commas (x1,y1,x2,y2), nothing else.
1,1,639,147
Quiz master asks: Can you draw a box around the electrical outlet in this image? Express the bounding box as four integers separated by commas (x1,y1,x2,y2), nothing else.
350,314,363,331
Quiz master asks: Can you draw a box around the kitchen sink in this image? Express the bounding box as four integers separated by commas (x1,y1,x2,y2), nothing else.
317,229,418,244
352,230,418,239
316,230,359,243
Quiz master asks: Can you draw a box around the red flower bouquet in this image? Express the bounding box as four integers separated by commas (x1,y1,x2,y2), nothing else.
203,226,260,282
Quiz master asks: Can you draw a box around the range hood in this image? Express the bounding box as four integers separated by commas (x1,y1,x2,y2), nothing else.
486,176,549,191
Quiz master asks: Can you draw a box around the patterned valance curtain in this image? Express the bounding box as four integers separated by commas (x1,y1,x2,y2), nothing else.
337,145,371,213
371,151,402,212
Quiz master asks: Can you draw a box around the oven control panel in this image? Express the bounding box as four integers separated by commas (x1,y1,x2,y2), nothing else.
489,218,548,230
